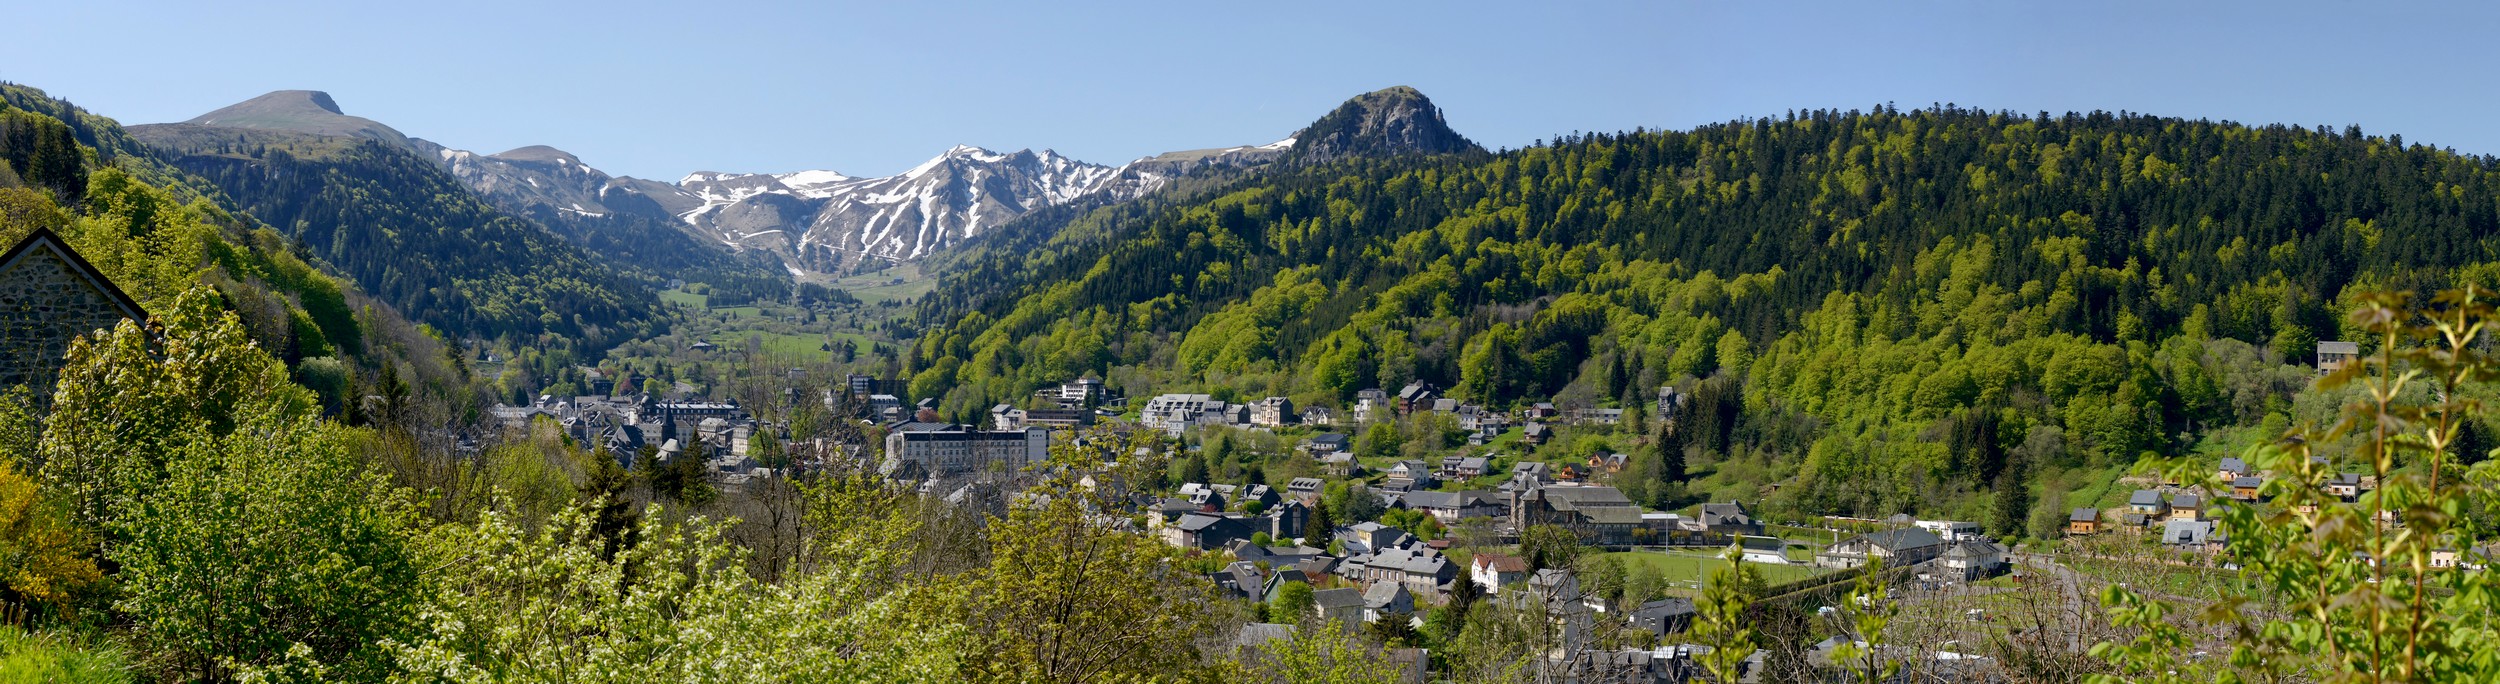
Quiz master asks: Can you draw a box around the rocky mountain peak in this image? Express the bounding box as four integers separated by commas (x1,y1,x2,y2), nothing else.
1285,86,1478,164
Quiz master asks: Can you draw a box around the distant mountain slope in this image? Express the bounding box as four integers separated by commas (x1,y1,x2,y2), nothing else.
182,89,412,149
902,106,2500,517
405,86,1476,278
130,93,659,345
409,139,784,294
0,83,468,408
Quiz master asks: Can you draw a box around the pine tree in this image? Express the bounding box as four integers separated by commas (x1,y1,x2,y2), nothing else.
1302,501,1334,545
1655,418,1688,484
1991,455,2030,538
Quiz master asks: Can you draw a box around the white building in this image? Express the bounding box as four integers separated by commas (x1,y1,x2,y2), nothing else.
1141,394,1216,434
880,424,1049,477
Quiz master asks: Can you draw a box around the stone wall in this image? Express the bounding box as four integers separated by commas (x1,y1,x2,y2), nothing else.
0,243,137,395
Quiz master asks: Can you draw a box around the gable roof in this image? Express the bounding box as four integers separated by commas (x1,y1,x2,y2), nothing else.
2129,490,2164,506
1312,587,1365,610
0,227,148,323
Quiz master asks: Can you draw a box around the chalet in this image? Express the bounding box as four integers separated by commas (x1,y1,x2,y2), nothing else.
1320,451,1361,477
1362,547,1454,594
2230,476,2265,501
1311,588,1365,624
1239,484,1281,510
2317,340,2361,375
1385,460,1436,491
1179,483,1227,512
1587,451,1630,473
1522,422,1552,446
1694,502,1761,536
1395,381,1439,415
1454,456,1491,478
1303,433,1350,454
1403,490,1503,523
1362,582,1415,622
1165,513,1254,550
2127,490,2168,520
1431,397,1460,414
2168,493,2203,522
1300,407,1336,427
1816,528,1946,569
1529,402,1560,420
2218,457,2249,483
1285,477,1326,502
1730,536,1789,564
2328,473,2368,502
1341,521,1411,554
2068,508,2101,535
1471,553,1529,594
1939,540,2009,580
2161,519,2218,551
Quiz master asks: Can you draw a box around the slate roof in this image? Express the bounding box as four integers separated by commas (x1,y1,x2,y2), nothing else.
2129,490,2164,507
1312,587,1364,611
2070,507,2099,522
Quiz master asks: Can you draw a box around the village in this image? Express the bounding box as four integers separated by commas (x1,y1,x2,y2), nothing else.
468,341,2494,683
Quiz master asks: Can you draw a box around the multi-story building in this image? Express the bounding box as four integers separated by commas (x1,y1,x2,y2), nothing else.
880,424,1050,478
1141,393,1217,434
1250,397,1297,427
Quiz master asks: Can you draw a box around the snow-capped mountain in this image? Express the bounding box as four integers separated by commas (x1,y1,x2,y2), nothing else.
399,86,1466,276
666,145,1145,271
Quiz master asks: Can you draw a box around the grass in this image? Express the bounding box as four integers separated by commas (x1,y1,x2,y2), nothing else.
659,288,708,309
705,331,837,362
834,262,939,305
0,626,131,684
1601,550,1832,589
846,279,936,305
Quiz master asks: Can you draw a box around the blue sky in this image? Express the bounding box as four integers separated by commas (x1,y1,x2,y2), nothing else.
7,1,2496,180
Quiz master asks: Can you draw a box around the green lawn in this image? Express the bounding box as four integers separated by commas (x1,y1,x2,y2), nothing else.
660,288,708,309
847,278,936,305
836,263,938,304
704,331,836,361
1600,550,1831,588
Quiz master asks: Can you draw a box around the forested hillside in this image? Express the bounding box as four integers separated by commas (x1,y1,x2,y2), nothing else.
129,123,660,348
911,105,2500,518
0,83,471,416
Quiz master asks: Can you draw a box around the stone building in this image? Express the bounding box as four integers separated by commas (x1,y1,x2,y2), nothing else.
0,228,146,395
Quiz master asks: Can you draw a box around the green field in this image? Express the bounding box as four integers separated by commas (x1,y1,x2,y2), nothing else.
835,263,938,304
1600,550,1832,589
704,331,836,361
660,288,708,309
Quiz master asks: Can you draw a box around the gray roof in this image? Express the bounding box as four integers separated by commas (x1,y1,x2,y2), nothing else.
2171,493,2201,508
1312,587,1365,610
1852,528,1943,552
1634,597,1696,619
2070,507,2099,522
2220,457,2248,472
2232,476,2264,488
1363,582,1411,609
2129,490,2164,506
2318,341,2361,354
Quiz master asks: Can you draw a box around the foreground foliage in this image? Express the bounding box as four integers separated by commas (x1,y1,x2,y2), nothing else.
2094,288,2500,683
